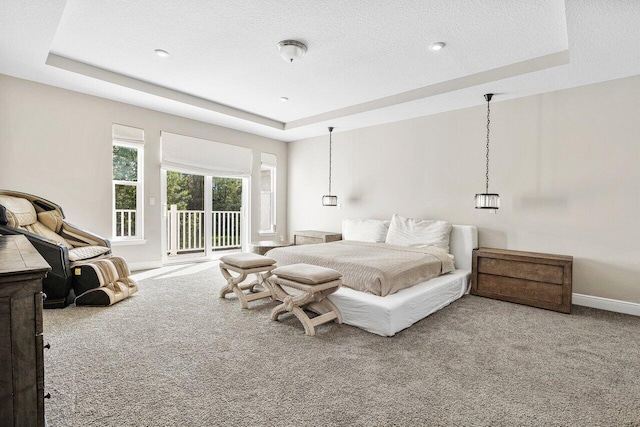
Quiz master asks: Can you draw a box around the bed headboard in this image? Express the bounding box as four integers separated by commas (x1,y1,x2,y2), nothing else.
450,225,478,271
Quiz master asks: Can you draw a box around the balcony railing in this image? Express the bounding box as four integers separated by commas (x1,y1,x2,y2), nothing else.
115,209,136,237
167,205,241,256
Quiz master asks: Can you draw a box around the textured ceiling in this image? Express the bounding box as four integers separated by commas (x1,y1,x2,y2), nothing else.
1,0,639,141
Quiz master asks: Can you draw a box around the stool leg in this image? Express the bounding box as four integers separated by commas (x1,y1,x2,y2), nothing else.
219,267,250,308
256,272,276,300
305,291,342,325
270,304,288,321
232,286,251,309
270,281,289,302
270,290,317,336
318,291,342,324
220,265,277,309
291,306,316,336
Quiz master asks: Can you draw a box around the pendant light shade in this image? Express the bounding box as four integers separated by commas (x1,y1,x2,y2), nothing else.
322,195,338,206
474,193,500,209
322,127,338,206
475,93,500,209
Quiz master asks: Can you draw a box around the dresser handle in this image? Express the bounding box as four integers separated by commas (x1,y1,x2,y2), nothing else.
44,343,51,350
44,393,51,399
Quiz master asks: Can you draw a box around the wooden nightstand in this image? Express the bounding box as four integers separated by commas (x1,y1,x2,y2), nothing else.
249,240,292,255
471,247,573,313
293,230,342,245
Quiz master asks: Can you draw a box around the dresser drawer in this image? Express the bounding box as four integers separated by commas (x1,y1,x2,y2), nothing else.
294,236,322,245
478,257,564,284
477,273,563,305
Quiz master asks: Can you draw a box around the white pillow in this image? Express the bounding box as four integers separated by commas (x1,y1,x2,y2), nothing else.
385,214,452,252
342,219,389,242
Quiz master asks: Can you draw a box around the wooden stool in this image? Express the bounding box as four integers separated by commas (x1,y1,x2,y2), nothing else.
270,264,342,336
219,253,277,309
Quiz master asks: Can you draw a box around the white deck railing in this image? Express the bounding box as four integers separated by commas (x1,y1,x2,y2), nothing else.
167,205,241,255
115,209,136,237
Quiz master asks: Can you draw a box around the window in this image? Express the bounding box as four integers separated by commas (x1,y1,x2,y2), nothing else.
259,153,276,234
112,124,144,240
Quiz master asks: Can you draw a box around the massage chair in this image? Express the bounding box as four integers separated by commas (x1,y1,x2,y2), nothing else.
0,190,138,308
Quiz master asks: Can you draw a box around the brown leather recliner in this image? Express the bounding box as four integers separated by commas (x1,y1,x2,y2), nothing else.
0,190,138,308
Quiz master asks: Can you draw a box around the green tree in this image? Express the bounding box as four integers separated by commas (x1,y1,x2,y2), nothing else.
113,145,138,210
212,177,241,211
165,172,242,212
166,172,189,210
113,145,139,235
113,146,138,181
115,185,136,209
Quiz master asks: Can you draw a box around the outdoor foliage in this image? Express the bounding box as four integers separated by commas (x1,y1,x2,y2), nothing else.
113,145,138,211
167,172,204,210
113,145,138,181
212,177,242,211
115,185,136,209
167,172,241,212
113,146,243,241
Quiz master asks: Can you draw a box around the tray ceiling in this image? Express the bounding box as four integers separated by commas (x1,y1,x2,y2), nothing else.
1,0,639,141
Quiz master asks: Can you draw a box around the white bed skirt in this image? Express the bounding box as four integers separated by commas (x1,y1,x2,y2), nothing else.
328,269,471,337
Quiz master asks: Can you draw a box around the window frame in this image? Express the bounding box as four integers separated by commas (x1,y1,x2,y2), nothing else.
112,139,144,241
258,162,276,235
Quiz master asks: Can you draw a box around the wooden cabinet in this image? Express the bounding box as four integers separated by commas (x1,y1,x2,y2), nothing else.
293,230,342,245
249,240,292,255
471,247,573,313
0,235,51,426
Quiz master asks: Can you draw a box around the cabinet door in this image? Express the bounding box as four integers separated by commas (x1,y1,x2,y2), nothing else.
0,297,14,425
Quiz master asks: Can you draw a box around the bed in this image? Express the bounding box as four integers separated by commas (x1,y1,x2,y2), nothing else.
267,223,478,336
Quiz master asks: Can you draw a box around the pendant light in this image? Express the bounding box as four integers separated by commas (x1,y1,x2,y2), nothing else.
475,93,500,209
322,127,338,206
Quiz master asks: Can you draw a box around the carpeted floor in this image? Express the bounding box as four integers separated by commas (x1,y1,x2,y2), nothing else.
43,262,640,426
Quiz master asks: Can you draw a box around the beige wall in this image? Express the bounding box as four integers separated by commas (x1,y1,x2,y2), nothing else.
0,74,288,266
288,75,640,303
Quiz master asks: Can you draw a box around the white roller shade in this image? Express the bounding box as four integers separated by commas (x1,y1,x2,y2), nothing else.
161,132,252,177
113,124,144,143
261,152,277,168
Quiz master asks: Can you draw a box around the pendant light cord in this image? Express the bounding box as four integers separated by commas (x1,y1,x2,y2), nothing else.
328,127,334,194
485,99,491,194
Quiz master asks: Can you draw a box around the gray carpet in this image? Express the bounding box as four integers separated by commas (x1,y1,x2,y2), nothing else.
43,263,640,426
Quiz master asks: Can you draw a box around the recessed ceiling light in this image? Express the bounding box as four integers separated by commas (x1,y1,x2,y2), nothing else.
279,97,289,102
155,49,170,58
430,42,446,51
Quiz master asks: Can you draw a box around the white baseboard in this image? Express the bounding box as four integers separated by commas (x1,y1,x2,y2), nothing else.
128,261,163,272
572,293,640,317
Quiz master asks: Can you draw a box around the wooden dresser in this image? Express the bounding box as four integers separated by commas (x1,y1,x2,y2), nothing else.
471,247,573,313
293,230,342,245
0,235,51,426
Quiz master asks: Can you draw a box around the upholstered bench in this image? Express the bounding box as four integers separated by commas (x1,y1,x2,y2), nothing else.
270,264,342,336
219,253,277,309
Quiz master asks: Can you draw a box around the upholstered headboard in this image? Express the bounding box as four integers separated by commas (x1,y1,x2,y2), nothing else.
450,225,478,271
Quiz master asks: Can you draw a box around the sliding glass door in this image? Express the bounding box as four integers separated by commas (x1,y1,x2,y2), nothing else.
166,171,206,257
162,169,248,262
